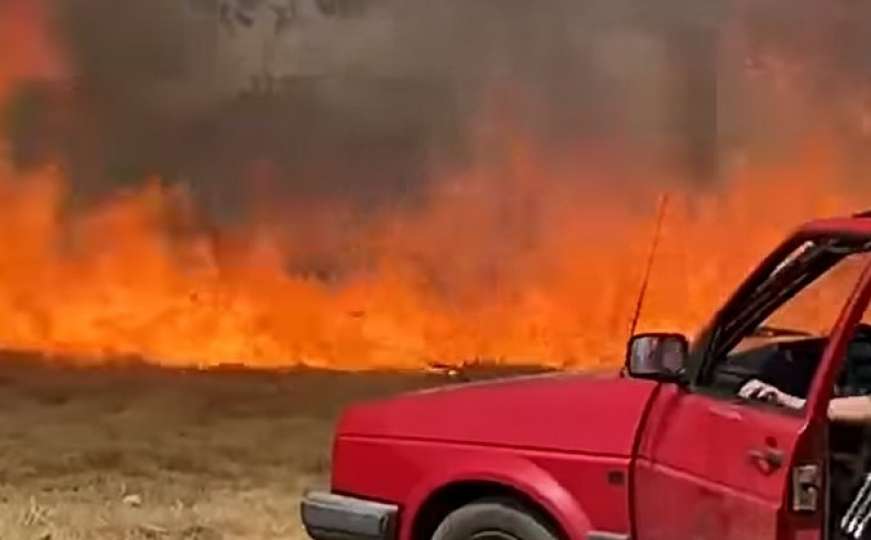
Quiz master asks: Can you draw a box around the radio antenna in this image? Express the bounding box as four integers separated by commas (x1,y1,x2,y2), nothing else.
628,193,670,339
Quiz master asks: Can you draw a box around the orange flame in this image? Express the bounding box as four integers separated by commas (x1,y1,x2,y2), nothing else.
0,130,865,370
1,2,869,371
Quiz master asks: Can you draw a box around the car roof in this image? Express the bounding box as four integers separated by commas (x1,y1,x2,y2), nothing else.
798,215,871,238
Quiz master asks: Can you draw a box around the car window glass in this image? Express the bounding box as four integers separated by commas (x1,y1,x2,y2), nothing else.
701,249,871,403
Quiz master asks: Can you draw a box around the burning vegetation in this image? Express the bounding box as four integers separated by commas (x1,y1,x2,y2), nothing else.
1,0,871,371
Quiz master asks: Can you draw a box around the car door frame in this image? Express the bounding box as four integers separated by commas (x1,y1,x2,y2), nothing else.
632,231,871,540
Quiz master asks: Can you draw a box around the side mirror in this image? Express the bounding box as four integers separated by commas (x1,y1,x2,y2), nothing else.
626,333,689,382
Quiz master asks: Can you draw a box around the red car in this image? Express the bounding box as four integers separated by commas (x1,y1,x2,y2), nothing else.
302,213,871,540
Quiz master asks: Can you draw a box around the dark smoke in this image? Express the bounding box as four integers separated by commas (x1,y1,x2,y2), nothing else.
6,0,871,216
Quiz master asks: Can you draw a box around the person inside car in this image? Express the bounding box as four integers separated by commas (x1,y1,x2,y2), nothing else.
738,378,871,422
739,356,871,540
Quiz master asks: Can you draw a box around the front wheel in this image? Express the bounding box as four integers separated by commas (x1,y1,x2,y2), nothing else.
432,501,560,540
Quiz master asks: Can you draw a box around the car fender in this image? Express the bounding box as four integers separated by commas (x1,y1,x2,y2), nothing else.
401,451,592,540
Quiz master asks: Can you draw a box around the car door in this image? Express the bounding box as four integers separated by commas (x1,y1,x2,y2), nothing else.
633,235,871,540
633,384,811,540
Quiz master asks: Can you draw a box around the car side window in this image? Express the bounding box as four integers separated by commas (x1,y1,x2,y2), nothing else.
697,242,871,404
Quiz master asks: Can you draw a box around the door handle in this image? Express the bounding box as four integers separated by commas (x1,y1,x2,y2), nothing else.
748,447,784,473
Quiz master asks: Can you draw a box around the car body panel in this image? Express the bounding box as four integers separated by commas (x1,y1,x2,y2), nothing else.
337,373,658,456
332,435,623,540
330,374,659,540
634,385,806,540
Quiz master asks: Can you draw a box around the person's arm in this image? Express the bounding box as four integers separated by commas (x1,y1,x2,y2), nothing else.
739,380,871,422
828,395,871,423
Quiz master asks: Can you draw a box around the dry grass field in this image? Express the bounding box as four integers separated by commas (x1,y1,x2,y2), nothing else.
0,354,549,540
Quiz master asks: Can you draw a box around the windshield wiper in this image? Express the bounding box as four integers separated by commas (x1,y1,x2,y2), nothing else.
751,325,815,338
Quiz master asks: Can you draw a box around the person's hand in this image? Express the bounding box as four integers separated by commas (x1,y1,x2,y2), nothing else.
739,379,780,402
739,379,806,410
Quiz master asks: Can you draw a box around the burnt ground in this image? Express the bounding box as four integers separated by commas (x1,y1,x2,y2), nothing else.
0,353,550,540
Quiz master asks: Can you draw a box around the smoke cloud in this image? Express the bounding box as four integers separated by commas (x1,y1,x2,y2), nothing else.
7,0,871,231
2,2,710,206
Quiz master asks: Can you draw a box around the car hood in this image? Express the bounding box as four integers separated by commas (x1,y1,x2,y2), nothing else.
338,371,659,457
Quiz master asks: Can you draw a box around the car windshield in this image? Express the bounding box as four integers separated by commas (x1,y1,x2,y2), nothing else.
709,237,871,361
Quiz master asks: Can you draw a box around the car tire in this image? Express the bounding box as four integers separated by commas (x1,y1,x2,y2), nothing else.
431,500,560,540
